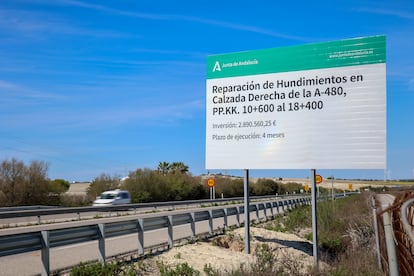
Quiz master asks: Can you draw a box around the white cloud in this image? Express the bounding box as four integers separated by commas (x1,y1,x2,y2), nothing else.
0,7,134,39
355,7,414,20
57,0,310,41
0,79,66,103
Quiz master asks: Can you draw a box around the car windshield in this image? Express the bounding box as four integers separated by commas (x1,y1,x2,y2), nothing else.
100,193,117,199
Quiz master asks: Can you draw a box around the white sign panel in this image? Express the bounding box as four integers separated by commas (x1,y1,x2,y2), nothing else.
206,36,386,169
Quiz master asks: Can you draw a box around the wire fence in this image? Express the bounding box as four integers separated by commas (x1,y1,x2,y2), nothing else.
374,192,414,276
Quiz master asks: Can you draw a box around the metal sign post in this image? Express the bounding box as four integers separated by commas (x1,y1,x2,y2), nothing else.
244,169,251,254
207,178,216,200
311,169,319,268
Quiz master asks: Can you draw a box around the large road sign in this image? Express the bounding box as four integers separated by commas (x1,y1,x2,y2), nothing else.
206,36,386,170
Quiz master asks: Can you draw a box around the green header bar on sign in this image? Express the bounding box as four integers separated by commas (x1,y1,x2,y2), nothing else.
207,35,386,79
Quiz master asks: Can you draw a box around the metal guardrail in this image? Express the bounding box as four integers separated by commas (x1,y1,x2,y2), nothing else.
0,195,294,220
0,196,311,276
0,206,61,212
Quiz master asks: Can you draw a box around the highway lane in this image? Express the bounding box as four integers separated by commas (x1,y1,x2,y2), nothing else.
0,204,282,275
0,206,181,228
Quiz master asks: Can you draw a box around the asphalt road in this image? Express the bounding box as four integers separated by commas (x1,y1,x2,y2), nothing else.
0,207,275,275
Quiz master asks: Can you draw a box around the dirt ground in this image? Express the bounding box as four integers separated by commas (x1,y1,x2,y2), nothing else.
148,226,323,275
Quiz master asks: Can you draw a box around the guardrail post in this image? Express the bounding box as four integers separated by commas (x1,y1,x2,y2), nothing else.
263,203,268,221
190,212,196,239
137,219,144,255
168,215,173,248
77,212,81,220
255,204,260,222
268,202,273,218
281,200,286,212
98,224,105,264
275,201,279,214
224,209,228,229
208,210,213,234
236,207,241,227
41,230,50,276
38,215,41,225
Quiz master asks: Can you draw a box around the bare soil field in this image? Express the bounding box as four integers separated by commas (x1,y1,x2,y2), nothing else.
139,226,325,275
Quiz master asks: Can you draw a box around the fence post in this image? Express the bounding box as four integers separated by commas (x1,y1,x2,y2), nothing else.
98,224,105,264
41,230,50,276
168,215,173,248
137,219,144,255
382,210,399,275
371,198,382,270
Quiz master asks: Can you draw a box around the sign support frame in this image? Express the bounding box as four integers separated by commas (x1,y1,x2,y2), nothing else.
311,169,319,269
244,169,251,254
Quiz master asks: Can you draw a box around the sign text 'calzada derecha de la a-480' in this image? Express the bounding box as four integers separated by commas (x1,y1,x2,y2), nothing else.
205,36,386,170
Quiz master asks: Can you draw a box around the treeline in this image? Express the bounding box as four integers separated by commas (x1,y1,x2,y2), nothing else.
87,162,304,204
0,158,69,207
0,158,306,207
87,169,206,203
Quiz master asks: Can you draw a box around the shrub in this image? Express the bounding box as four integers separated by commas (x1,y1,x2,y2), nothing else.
158,262,200,276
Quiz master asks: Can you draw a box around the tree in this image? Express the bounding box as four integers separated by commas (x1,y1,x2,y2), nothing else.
22,160,49,205
0,158,25,206
169,162,189,174
49,179,70,194
252,178,280,195
123,167,206,203
157,161,170,175
87,173,120,200
0,158,50,206
214,176,244,197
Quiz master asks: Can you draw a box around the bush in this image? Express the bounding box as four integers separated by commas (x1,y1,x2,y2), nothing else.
158,262,200,276
124,169,206,203
261,193,382,274
70,262,123,276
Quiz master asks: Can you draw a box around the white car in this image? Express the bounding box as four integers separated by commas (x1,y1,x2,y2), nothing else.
93,189,131,206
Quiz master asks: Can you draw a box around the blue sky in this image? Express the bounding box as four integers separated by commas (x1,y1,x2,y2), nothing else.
1,0,413,182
